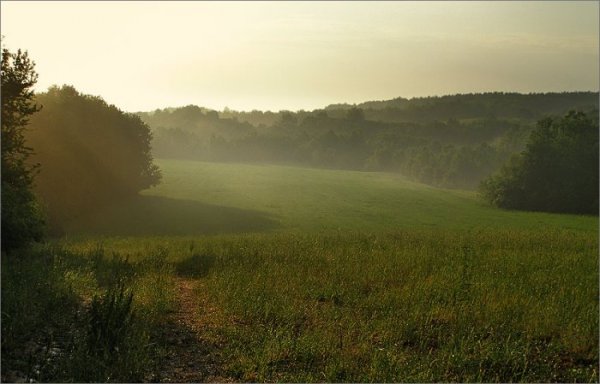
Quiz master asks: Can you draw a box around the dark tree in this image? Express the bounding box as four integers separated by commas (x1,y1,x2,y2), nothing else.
1,48,45,250
25,85,162,228
480,111,599,214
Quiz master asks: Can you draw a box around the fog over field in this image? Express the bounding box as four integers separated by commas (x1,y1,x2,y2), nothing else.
1,2,598,383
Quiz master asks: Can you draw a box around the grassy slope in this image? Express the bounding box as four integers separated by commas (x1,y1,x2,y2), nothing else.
144,159,598,232
66,158,597,238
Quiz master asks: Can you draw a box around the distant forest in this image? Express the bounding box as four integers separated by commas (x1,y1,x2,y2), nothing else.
139,92,598,189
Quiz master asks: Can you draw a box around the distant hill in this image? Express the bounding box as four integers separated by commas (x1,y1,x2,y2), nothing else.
324,92,598,122
141,91,598,128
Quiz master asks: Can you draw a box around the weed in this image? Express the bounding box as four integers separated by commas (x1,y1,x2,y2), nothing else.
86,283,135,358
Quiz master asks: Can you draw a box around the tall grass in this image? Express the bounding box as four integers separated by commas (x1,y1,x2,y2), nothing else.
3,228,597,382
180,229,598,382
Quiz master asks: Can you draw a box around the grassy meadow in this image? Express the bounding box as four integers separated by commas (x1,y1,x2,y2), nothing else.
3,159,598,382
65,158,597,237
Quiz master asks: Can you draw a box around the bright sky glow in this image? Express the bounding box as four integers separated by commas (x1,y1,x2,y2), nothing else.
1,1,598,112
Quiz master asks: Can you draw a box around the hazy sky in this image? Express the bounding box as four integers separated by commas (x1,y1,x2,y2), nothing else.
1,1,598,112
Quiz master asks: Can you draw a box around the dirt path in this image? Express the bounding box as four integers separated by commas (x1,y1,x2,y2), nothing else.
155,277,232,383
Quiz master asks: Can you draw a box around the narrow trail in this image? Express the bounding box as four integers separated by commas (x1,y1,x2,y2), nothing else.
156,277,232,383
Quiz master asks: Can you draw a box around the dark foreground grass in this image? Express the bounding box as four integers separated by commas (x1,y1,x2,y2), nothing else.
10,228,596,382
1,245,175,382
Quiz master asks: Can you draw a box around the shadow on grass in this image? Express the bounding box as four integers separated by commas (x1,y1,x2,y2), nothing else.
66,195,279,236
175,253,216,278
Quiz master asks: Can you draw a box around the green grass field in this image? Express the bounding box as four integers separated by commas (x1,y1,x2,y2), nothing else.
3,159,598,382
65,158,597,237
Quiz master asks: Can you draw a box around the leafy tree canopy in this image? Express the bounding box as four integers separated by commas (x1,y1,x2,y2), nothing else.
1,47,45,250
480,111,599,214
25,85,162,228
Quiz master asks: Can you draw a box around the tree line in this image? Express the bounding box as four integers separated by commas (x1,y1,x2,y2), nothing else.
216,91,598,126
140,94,596,190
